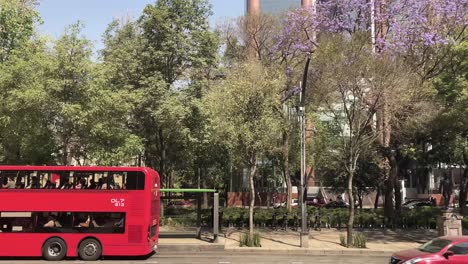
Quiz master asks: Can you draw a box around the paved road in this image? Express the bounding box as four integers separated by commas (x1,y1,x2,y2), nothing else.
153,253,389,264
0,253,389,263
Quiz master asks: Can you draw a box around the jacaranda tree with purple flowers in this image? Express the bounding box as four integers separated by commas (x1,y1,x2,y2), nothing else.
276,0,467,247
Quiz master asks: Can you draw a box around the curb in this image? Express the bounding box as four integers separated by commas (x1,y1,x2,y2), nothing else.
157,244,393,257
157,244,225,253
224,247,393,256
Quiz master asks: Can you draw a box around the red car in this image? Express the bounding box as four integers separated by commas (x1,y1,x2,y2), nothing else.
390,236,468,264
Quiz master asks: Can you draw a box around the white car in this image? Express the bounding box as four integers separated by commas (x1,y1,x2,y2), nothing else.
273,199,299,208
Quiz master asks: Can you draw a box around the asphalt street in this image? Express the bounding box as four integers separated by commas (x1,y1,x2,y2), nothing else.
0,253,389,264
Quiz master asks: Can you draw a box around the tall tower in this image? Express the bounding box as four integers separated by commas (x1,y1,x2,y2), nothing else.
246,0,260,16
246,0,311,15
301,0,312,7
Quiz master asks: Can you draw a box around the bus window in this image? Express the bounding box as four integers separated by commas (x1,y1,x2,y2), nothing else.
125,172,145,190
1,170,146,191
0,212,32,232
91,212,125,233
112,172,124,189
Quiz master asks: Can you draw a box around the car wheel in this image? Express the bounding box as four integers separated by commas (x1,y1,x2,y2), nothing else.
42,237,67,261
78,238,102,260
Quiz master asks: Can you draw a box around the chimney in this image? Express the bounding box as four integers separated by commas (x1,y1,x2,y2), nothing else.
246,0,260,16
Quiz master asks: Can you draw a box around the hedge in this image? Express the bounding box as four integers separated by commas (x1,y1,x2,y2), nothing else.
160,206,442,229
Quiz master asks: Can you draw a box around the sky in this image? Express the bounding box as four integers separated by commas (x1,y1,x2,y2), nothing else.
36,0,245,51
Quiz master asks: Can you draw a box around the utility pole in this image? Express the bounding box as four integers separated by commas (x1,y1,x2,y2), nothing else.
299,102,308,248
371,0,376,53
298,0,315,249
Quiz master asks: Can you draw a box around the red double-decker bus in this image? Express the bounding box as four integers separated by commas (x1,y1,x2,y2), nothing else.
0,166,160,260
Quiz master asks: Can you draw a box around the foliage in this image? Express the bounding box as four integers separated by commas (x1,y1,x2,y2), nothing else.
240,232,261,247
353,232,367,248
205,61,286,239
44,21,94,165
0,37,55,164
339,234,346,247
0,0,41,62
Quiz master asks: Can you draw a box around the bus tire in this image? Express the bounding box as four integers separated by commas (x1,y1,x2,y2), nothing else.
42,237,67,261
78,238,102,260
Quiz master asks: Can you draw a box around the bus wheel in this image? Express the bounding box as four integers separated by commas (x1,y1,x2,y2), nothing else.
42,237,67,261
78,238,102,260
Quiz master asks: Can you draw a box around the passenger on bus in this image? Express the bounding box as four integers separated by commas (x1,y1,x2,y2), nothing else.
92,218,103,227
88,179,97,189
54,178,60,189
26,176,39,189
96,178,104,189
75,178,86,189
101,177,108,190
77,215,91,227
61,178,73,189
43,180,54,189
115,218,124,227
2,176,16,189
44,215,61,227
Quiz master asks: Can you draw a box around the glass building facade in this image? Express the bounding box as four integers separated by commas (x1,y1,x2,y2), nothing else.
259,0,301,14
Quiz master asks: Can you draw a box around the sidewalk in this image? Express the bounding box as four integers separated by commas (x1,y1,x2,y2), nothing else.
158,227,438,256
223,228,437,255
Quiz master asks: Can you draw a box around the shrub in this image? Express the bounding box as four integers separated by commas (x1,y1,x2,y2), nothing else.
353,232,367,248
240,232,262,247
339,234,346,247
462,218,468,230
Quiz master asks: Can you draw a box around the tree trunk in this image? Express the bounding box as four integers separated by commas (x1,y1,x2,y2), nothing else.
158,128,166,188
392,153,401,214
249,153,258,241
374,187,380,209
459,168,468,215
282,131,292,212
394,180,402,214
347,169,355,248
384,168,394,222
358,190,363,209
378,102,394,221
203,178,208,208
61,135,69,165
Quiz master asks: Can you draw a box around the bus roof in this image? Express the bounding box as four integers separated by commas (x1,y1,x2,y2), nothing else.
160,188,216,193
0,166,152,172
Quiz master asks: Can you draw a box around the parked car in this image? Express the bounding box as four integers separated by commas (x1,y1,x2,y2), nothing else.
306,197,325,207
402,200,433,210
273,199,299,208
323,201,349,209
291,199,299,208
167,200,193,208
390,236,468,264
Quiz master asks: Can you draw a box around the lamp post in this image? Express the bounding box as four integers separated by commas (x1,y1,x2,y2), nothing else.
298,104,308,248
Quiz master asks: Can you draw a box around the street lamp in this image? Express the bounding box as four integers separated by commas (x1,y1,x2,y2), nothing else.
298,104,308,248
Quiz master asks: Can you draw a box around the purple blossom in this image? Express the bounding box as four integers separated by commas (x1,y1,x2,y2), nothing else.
275,0,468,58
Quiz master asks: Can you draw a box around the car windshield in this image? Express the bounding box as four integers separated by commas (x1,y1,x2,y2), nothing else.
419,238,452,253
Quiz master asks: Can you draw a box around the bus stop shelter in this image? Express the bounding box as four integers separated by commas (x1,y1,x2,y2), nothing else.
159,188,219,242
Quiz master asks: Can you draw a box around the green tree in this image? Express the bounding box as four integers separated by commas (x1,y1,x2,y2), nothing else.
136,0,218,186
45,22,94,165
431,39,468,212
205,62,285,243
0,0,40,62
0,38,55,164
311,35,419,247
0,0,53,164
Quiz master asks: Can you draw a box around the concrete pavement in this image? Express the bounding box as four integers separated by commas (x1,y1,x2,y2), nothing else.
0,254,389,263
158,227,438,256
